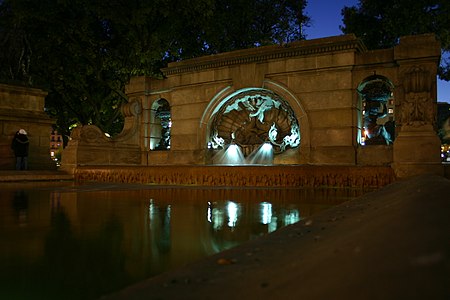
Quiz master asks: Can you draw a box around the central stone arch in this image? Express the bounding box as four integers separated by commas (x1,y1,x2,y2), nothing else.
200,84,308,165
210,88,299,150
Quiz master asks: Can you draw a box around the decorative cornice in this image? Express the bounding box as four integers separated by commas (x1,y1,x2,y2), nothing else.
162,34,367,76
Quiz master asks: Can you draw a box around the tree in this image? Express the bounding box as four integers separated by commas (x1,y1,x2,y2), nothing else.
0,0,309,140
1,0,135,140
341,0,450,80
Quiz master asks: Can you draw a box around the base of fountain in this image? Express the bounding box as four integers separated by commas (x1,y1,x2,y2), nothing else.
75,165,395,188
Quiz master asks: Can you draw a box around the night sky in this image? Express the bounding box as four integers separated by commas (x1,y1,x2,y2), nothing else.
305,0,450,103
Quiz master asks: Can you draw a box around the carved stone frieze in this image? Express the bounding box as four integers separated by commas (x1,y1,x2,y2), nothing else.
75,165,395,188
401,92,433,126
400,66,435,126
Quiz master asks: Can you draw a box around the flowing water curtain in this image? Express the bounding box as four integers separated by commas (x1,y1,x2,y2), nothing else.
209,89,300,157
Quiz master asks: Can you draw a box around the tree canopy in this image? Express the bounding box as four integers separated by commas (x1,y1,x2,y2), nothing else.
0,0,309,141
341,0,450,80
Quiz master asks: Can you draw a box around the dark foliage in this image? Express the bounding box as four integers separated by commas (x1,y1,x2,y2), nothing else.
0,0,309,140
341,0,450,81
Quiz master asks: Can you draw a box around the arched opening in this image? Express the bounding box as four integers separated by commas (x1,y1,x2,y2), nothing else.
150,99,171,150
207,88,300,165
357,75,395,146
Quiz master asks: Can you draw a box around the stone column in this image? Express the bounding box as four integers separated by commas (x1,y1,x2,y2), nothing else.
393,35,443,178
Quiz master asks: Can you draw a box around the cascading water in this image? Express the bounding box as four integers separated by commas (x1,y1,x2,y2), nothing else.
246,142,274,165
213,142,274,165
212,143,246,165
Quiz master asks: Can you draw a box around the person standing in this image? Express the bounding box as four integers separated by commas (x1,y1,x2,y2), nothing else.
11,129,29,170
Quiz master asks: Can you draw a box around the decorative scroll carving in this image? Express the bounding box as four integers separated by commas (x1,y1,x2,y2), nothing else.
68,125,109,143
401,66,434,126
67,99,142,146
69,127,82,140
121,98,142,117
80,125,109,144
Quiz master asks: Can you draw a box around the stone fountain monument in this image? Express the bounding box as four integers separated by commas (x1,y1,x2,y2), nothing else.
61,33,443,186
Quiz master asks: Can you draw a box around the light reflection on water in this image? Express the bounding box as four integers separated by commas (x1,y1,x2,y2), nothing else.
0,182,370,300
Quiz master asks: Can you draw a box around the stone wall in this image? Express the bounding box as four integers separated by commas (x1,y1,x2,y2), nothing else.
127,35,442,177
0,84,56,170
126,35,368,166
64,33,443,179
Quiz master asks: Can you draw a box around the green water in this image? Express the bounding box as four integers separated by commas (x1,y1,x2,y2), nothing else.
0,182,367,299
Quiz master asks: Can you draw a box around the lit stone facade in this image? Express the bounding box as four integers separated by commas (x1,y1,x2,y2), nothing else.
62,33,443,179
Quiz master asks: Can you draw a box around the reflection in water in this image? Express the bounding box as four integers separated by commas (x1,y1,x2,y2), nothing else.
41,207,129,300
227,201,239,228
284,208,300,226
260,202,272,225
149,199,171,253
0,182,371,300
207,200,300,235
12,190,29,227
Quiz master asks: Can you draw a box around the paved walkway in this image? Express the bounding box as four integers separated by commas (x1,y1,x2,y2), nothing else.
102,174,450,300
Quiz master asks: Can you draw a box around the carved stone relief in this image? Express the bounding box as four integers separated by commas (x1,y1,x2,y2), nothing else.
209,89,300,157
401,66,435,126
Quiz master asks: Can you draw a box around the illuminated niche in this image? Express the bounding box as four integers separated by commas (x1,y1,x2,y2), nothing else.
357,75,395,146
208,89,300,164
150,99,171,150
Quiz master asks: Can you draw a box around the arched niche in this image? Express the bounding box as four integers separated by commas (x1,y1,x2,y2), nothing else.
357,75,395,146
150,98,171,150
206,88,301,165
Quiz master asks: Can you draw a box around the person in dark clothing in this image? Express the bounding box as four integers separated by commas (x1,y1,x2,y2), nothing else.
11,129,29,170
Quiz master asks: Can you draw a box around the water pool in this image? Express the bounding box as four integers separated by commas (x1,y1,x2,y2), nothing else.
0,182,368,299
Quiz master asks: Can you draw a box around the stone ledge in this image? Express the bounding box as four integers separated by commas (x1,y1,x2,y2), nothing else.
0,170,73,182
